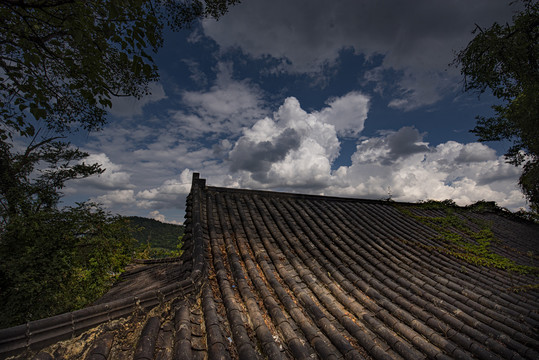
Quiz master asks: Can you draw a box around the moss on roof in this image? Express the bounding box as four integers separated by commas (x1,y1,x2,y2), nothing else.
2,174,538,359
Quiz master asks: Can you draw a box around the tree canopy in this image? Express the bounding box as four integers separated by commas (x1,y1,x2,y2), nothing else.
0,203,136,327
455,0,538,210
0,0,240,140
127,216,184,249
0,0,240,223
0,0,239,327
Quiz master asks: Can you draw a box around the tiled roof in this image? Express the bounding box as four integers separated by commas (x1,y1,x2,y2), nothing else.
2,173,539,359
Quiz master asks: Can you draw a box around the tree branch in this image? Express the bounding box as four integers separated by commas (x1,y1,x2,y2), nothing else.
0,0,76,10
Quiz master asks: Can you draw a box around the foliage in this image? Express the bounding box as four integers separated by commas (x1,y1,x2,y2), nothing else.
0,0,240,217
128,216,184,259
0,0,240,140
397,201,539,275
0,0,240,215
455,0,539,208
507,283,539,293
135,241,184,259
514,208,539,223
126,216,184,250
0,132,102,224
0,0,238,327
464,200,503,213
0,203,136,328
415,199,458,210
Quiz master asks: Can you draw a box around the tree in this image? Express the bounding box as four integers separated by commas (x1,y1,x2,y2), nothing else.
127,216,184,249
0,0,240,140
0,203,136,327
455,0,539,210
0,0,239,326
0,0,240,219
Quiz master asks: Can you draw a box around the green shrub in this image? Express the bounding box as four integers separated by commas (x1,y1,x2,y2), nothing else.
0,203,136,328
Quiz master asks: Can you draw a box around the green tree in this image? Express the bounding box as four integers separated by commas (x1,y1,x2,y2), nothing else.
0,203,136,327
0,0,240,219
127,216,184,249
1,0,239,140
455,0,539,210
0,0,239,326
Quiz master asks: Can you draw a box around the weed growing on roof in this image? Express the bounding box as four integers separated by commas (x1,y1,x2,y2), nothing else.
507,283,539,293
396,201,539,276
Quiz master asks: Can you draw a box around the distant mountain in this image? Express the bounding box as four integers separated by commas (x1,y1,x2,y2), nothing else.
125,216,184,250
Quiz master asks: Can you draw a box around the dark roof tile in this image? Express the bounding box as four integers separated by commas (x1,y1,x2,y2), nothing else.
2,174,539,359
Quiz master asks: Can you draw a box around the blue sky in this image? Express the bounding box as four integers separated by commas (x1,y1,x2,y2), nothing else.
65,0,526,224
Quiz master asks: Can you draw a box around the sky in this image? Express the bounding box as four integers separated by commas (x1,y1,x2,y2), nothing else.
64,0,528,224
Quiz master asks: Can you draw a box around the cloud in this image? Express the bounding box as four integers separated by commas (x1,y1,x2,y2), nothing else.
385,70,456,111
136,169,193,209
319,92,370,136
353,127,429,165
223,95,523,210
83,118,219,190
455,142,497,163
336,133,524,209
174,62,268,136
94,190,136,207
72,153,134,191
109,83,167,118
386,127,430,159
182,59,209,87
69,80,526,217
229,95,349,188
230,128,301,181
227,111,524,210
149,210,183,225
86,169,193,219
202,0,517,109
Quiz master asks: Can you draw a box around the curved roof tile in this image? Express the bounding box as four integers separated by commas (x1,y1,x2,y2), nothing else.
1,173,538,359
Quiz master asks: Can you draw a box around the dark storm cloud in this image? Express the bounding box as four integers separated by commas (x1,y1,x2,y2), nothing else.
204,0,515,70
229,128,301,181
354,126,430,166
386,126,430,159
203,0,518,109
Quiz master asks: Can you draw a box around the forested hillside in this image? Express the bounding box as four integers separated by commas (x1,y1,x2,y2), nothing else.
126,217,184,256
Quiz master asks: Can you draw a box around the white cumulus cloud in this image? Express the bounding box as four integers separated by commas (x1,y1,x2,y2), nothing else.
149,210,183,225
136,169,193,209
330,132,524,209
223,95,524,209
230,93,366,188
71,153,134,191
94,190,136,207
319,92,370,136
